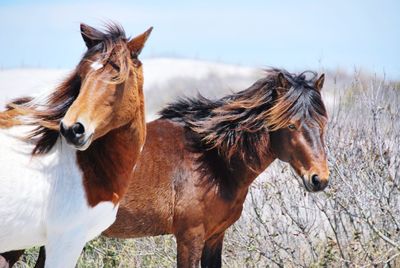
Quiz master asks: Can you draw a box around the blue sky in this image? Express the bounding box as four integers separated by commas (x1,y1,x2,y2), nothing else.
0,0,399,79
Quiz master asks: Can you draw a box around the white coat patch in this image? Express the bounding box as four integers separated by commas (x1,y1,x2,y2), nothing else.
90,61,103,71
0,126,118,267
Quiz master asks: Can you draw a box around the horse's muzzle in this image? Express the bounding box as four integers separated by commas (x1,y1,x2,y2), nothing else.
60,121,92,150
302,174,329,192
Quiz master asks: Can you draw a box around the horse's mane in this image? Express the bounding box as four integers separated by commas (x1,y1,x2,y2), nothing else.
0,23,131,155
160,68,327,197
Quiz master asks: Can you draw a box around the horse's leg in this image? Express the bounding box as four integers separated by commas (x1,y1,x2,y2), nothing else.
0,250,25,268
0,247,45,268
201,232,225,268
176,226,205,268
44,229,86,268
33,247,45,268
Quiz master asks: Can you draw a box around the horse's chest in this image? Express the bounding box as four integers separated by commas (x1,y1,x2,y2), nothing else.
46,145,118,237
0,131,118,250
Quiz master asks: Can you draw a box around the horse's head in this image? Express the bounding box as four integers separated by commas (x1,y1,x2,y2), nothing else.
269,71,329,192
60,23,152,150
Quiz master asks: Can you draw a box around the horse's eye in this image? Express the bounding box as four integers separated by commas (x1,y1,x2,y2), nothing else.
288,124,296,130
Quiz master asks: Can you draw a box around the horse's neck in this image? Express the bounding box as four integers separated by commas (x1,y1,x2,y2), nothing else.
244,154,276,186
234,153,276,187
210,147,276,201
220,140,276,201
77,119,145,207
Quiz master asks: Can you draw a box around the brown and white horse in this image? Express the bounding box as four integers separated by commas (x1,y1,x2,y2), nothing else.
0,23,151,268
3,70,328,267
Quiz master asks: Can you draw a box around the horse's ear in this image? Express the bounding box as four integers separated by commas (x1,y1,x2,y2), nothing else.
127,27,153,59
315,74,325,91
276,72,290,97
80,23,103,49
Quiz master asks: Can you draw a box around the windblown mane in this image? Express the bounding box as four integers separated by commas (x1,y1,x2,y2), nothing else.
0,23,131,155
160,69,327,197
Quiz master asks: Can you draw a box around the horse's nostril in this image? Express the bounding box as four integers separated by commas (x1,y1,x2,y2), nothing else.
72,122,85,136
60,122,67,136
311,174,320,187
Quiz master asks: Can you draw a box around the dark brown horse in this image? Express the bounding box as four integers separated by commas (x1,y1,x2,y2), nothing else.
3,69,328,267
